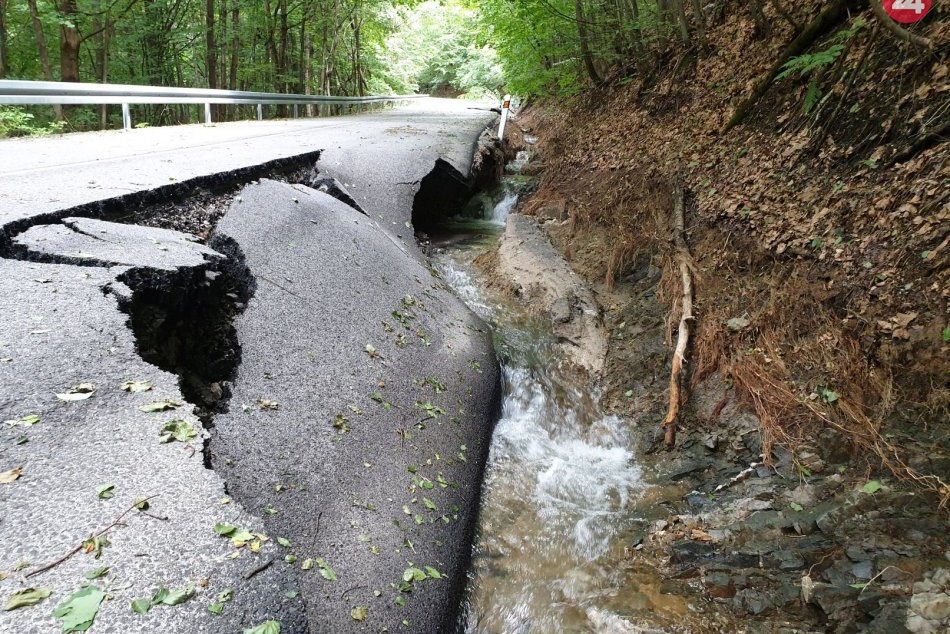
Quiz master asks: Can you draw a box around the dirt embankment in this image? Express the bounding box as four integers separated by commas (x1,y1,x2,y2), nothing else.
490,3,949,633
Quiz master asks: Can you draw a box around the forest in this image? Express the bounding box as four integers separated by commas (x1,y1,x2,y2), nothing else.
0,0,503,130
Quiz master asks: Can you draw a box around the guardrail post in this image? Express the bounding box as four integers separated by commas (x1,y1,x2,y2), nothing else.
257,103,263,121
204,103,212,125
122,103,131,131
293,104,299,119
498,94,512,142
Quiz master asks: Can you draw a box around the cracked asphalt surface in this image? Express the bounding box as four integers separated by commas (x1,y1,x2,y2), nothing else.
0,99,499,633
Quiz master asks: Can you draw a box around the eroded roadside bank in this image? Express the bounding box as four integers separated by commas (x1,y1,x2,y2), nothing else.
441,127,950,634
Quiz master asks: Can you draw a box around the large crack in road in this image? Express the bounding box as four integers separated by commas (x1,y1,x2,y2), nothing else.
0,103,504,633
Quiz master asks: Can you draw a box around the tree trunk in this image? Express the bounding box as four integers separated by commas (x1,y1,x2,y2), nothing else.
28,0,63,119
94,0,111,128
58,0,81,83
674,0,691,44
575,0,601,84
690,0,707,46
206,0,217,88
0,0,9,79
228,0,239,117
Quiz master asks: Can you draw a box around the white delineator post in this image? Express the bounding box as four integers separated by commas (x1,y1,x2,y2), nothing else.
498,94,511,142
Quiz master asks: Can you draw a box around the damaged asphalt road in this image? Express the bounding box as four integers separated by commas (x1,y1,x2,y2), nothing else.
0,99,499,633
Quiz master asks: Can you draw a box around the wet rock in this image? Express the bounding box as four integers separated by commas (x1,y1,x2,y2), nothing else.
807,582,859,620
787,484,818,509
910,592,950,621
735,588,772,615
703,571,738,599
665,456,714,482
670,540,717,564
685,491,714,510
764,549,807,571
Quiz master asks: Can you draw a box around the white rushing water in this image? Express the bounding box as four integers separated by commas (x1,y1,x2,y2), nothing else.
490,192,519,225
433,241,653,633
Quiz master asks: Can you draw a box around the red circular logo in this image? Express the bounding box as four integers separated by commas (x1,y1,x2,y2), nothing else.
883,0,933,24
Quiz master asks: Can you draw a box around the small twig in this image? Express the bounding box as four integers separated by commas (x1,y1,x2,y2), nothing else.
258,274,306,300
244,558,275,580
341,585,367,600
26,495,160,578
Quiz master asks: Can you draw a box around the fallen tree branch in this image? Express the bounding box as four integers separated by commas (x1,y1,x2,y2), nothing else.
661,185,694,449
870,0,933,48
26,495,160,578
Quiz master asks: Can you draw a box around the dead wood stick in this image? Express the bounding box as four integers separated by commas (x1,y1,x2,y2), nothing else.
26,495,160,578
662,185,694,449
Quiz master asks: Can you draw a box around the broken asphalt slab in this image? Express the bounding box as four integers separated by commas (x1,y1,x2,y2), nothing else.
211,180,501,633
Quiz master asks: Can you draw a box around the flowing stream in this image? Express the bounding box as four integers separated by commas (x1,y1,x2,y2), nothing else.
428,158,729,633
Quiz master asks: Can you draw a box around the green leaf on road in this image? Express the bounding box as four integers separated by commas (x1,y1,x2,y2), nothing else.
790,502,804,512
213,523,236,536
862,480,882,494
158,420,197,443
403,567,426,583
121,380,153,393
130,598,152,615
424,566,443,579
160,585,194,606
276,537,292,548
243,621,281,634
56,384,95,402
351,606,368,621
423,498,437,511
96,485,115,500
83,567,109,580
4,587,52,611
52,586,105,632
301,558,314,570
5,414,40,427
316,558,336,581
140,400,181,413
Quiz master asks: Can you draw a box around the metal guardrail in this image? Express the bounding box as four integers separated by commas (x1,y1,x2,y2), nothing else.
0,80,427,130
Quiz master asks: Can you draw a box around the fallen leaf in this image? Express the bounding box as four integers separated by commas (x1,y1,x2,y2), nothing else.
243,621,281,634
139,400,180,413
56,384,95,402
5,414,40,427
96,485,115,500
158,420,198,444
861,480,882,495
121,380,153,393
0,468,23,484
52,586,105,632
4,587,52,611
351,606,368,621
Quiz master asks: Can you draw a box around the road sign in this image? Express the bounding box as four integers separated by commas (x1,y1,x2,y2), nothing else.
884,0,932,24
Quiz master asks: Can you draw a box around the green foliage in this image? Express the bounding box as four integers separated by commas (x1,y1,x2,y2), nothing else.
376,2,502,98
0,107,63,138
777,18,866,81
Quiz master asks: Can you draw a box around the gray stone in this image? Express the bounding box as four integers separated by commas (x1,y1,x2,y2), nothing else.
910,592,950,621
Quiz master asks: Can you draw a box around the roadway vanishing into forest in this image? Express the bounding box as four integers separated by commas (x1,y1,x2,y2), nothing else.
0,99,501,633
